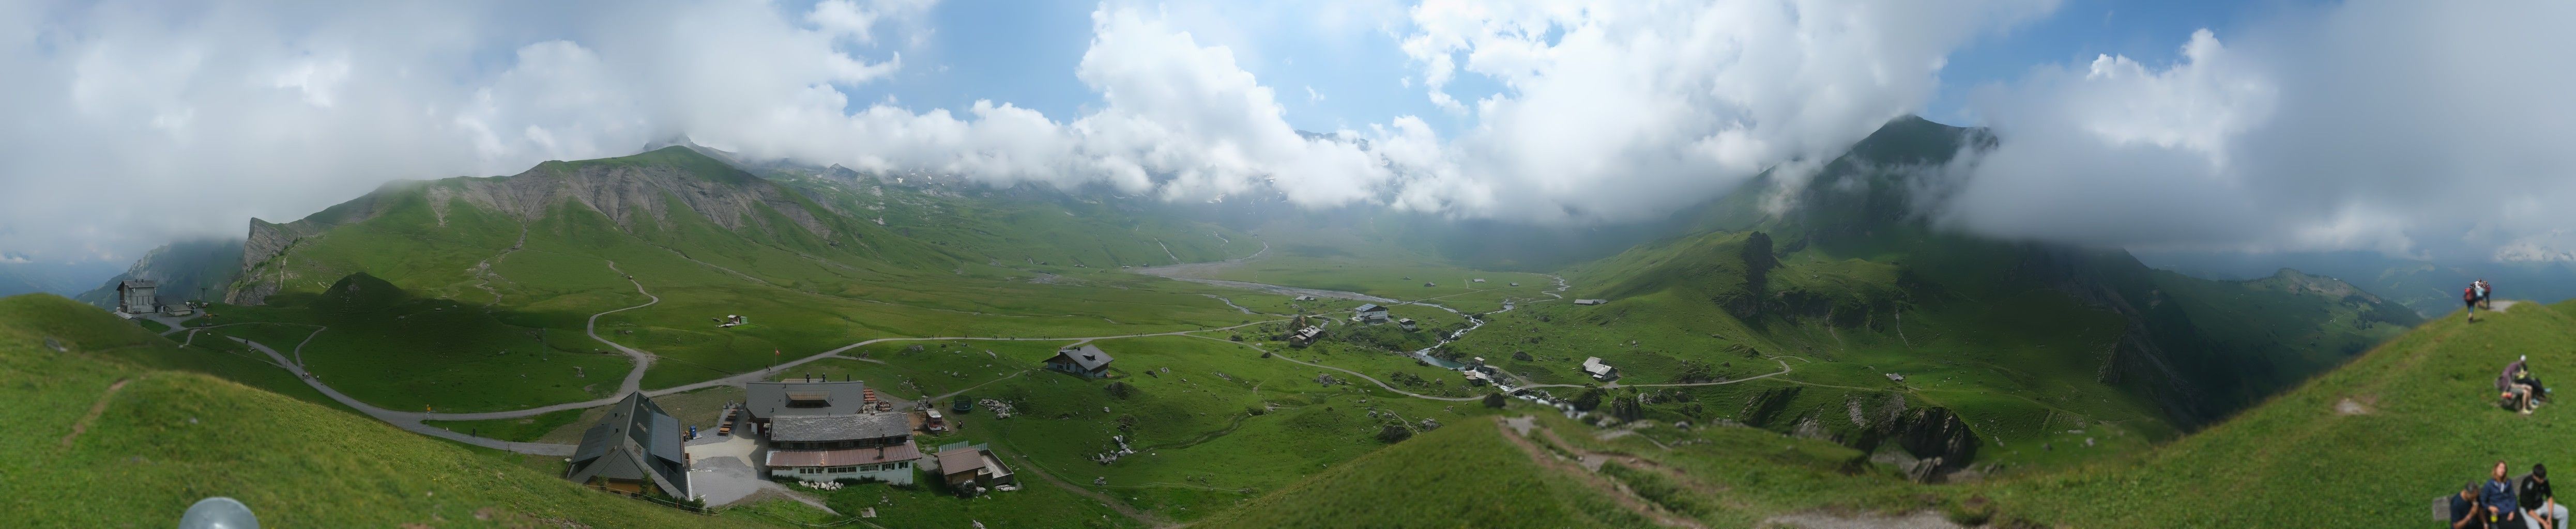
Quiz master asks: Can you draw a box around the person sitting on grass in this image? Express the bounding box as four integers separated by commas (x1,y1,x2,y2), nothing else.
2527,464,2567,529
2521,361,2552,406
2496,461,2531,527
2504,356,2541,413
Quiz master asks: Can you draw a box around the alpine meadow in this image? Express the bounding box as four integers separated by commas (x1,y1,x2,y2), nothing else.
10,1,2575,527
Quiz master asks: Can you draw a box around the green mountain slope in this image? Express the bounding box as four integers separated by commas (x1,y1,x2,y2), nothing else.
1195,418,1651,528
202,145,1274,401
1433,117,2417,481
0,293,773,527
1989,301,2575,526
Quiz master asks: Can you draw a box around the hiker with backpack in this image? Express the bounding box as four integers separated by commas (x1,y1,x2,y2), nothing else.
2524,463,2567,529
2483,279,2498,310
2472,285,2486,322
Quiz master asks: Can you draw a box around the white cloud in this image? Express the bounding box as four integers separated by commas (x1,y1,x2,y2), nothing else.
1397,0,2057,222
1940,1,2576,260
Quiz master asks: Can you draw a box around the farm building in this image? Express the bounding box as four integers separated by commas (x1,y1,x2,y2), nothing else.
1352,303,1391,324
1398,318,1419,331
116,280,157,315
742,380,872,435
763,412,921,485
160,302,194,316
565,393,692,499
1581,357,1620,381
1573,299,1607,305
1289,326,1325,348
930,442,1015,489
1045,345,1115,379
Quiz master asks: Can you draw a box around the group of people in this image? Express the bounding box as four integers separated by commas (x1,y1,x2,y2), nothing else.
2503,355,2550,413
2470,279,2499,321
2456,461,2567,528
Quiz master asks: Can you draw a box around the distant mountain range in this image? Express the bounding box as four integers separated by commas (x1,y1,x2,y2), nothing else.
2138,248,2576,317
70,238,242,309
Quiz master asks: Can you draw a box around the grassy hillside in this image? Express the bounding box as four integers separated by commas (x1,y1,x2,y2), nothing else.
0,294,774,527
193,146,1286,412
1984,301,2576,526
1195,418,1650,528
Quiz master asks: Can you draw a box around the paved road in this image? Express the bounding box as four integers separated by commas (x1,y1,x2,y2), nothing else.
591,261,658,398
232,333,577,456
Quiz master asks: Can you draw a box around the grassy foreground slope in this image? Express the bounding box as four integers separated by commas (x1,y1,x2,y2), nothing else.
1196,417,1650,528
1989,301,2576,526
0,294,771,528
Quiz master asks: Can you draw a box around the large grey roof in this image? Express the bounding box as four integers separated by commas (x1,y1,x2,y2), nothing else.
1051,345,1114,371
565,392,690,498
119,280,157,289
744,380,870,419
770,412,911,442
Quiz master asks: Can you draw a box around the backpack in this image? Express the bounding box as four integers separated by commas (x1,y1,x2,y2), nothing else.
2467,288,2478,302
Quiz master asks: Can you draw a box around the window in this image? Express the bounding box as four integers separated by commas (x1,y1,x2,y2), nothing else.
798,467,820,474
826,465,858,473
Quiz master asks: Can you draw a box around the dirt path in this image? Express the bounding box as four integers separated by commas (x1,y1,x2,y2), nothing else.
58,378,133,448
994,445,1175,528
1758,511,1967,529
590,260,659,397
468,224,528,305
1492,416,1703,528
1187,334,1481,402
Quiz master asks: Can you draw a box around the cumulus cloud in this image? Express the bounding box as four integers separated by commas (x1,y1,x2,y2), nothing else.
1940,1,2576,261
1397,0,2056,222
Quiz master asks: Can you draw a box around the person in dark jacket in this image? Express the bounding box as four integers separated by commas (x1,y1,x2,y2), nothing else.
2495,461,2530,527
2526,463,2567,529
2463,481,2496,528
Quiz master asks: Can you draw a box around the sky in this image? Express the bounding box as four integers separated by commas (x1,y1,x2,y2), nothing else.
3,0,2571,270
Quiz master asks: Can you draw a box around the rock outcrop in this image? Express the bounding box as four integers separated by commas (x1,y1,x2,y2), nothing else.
1884,407,1978,483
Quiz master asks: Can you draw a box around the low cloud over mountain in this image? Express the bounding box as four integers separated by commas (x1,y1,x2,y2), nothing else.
3,0,2569,266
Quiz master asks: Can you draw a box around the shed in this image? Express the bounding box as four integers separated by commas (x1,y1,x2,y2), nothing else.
931,442,1015,489
1352,304,1391,323
1581,357,1620,381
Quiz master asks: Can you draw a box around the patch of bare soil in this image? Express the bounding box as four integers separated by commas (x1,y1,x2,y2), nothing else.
58,378,132,448
1760,510,1968,529
1493,416,1704,528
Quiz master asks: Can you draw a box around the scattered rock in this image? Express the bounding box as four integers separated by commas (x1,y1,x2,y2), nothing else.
2335,397,2373,415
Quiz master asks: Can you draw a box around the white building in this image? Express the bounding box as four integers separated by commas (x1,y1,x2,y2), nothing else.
762,410,922,485
1581,357,1619,381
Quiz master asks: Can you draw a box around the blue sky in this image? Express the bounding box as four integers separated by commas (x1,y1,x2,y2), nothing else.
844,0,2300,134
